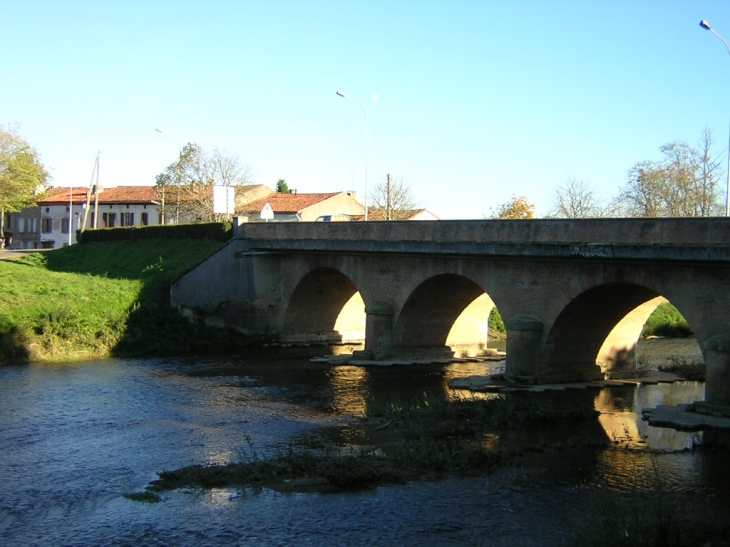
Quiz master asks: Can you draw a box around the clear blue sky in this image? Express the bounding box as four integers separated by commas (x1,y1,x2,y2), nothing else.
4,0,730,219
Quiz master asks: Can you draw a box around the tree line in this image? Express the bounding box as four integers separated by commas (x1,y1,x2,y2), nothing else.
1,123,726,231
491,128,726,219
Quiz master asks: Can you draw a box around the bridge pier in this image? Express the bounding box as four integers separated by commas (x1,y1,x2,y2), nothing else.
504,317,543,382
694,335,730,417
355,301,394,360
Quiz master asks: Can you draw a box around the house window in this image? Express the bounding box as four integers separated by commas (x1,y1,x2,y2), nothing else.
141,212,149,226
102,212,116,228
28,218,37,233
17,218,25,233
121,212,134,226
61,218,70,234
41,218,53,233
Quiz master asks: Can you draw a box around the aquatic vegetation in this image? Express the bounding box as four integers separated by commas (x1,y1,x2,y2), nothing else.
570,454,730,546
145,393,603,493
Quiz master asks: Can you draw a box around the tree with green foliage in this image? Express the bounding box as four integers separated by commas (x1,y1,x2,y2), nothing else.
156,143,252,223
489,195,535,219
0,126,48,247
276,179,291,193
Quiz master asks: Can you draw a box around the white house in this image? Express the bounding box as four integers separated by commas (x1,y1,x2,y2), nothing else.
35,186,161,248
239,191,365,222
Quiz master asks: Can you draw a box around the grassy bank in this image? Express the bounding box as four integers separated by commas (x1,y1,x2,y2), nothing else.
0,239,255,363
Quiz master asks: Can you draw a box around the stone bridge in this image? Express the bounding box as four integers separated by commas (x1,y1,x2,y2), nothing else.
171,218,730,412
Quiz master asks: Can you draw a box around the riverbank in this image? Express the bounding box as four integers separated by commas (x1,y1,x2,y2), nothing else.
0,239,260,364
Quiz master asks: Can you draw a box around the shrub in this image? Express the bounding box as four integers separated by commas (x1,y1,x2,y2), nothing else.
76,222,233,244
642,302,692,338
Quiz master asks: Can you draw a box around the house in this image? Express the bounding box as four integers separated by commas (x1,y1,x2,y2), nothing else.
239,191,365,222
35,186,161,248
355,208,440,221
236,184,275,206
4,206,41,249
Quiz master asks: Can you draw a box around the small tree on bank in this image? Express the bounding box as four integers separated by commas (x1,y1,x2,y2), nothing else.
0,126,48,247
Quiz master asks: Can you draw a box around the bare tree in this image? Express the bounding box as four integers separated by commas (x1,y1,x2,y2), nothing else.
613,128,723,217
369,174,418,220
548,177,605,218
156,144,252,223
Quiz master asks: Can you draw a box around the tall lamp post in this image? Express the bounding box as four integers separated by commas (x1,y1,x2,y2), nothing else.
700,20,730,216
336,91,369,220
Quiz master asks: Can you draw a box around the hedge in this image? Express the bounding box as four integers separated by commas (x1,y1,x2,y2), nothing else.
76,222,233,244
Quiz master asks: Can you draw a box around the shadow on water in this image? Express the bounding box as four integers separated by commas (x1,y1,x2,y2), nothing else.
160,341,730,499
2,337,730,547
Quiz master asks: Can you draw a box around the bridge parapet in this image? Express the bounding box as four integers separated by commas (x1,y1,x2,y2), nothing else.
235,217,730,246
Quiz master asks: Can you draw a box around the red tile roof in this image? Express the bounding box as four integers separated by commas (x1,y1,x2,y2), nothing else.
38,186,160,205
351,208,431,221
239,192,340,214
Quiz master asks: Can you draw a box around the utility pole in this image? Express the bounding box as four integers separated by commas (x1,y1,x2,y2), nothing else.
386,174,392,220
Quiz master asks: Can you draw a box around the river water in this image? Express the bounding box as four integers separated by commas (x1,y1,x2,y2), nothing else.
1,339,728,547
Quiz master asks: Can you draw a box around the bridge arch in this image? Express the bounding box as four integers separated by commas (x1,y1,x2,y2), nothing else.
281,267,365,344
541,282,696,380
389,273,497,359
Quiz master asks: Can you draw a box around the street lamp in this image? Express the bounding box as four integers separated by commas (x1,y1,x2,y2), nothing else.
700,20,730,216
336,91,369,220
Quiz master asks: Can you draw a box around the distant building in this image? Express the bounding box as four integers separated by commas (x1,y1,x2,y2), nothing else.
354,208,440,221
239,191,365,222
235,184,275,206
35,186,161,248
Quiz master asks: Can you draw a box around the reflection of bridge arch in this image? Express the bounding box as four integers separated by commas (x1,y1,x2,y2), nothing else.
281,267,365,344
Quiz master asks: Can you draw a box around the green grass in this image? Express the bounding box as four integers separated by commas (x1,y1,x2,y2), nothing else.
642,302,693,338
0,239,258,363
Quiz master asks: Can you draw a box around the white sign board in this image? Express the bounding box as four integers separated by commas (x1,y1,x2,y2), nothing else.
260,202,274,221
213,185,235,215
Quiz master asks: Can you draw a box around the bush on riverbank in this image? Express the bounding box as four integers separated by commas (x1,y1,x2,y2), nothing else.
642,303,693,338
0,239,257,363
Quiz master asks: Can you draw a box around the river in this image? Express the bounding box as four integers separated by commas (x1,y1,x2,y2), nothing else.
0,339,728,546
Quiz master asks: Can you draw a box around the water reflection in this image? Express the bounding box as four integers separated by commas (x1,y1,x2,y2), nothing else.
1,347,728,547
594,383,705,450
326,366,370,415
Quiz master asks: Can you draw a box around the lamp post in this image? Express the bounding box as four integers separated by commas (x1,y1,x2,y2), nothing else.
336,91,369,220
700,20,730,216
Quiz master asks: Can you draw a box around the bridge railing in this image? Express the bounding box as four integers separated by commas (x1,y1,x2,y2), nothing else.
234,217,730,246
